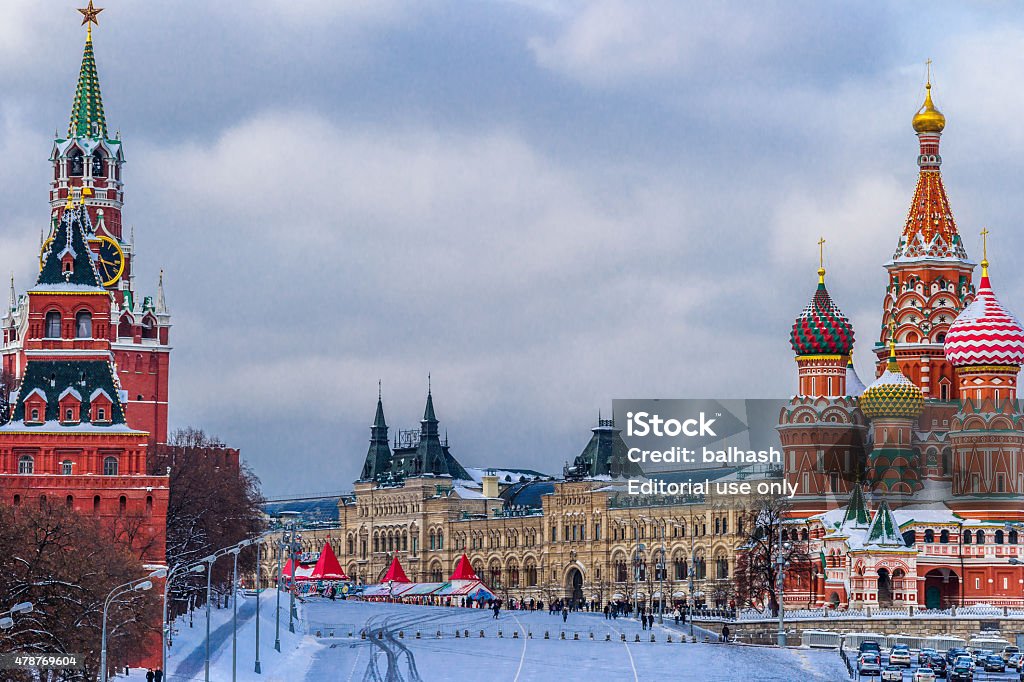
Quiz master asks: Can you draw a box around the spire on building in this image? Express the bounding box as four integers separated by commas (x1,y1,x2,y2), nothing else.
8,274,14,312
893,67,966,261
69,2,108,140
865,499,906,547
840,484,870,529
423,376,437,423
360,386,392,481
156,269,168,314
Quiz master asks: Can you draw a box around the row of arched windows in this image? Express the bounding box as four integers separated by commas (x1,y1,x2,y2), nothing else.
10,492,150,515
44,310,92,339
17,454,118,475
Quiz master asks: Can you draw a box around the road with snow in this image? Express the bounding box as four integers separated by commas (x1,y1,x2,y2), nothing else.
144,594,852,681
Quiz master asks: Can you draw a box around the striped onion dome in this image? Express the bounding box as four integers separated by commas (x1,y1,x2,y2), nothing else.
790,271,855,356
944,265,1024,367
859,351,924,419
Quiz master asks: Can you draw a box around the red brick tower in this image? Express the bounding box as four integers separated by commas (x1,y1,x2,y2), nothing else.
1,14,171,444
0,193,168,564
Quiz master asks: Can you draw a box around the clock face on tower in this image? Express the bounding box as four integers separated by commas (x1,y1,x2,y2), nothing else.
92,235,124,286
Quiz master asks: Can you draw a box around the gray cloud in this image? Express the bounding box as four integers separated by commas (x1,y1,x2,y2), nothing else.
0,2,1021,496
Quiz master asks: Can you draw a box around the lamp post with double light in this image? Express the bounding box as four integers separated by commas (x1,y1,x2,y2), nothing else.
0,602,33,631
101,570,164,682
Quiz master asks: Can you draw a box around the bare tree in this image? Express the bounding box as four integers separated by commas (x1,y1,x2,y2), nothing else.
733,494,809,615
0,502,159,681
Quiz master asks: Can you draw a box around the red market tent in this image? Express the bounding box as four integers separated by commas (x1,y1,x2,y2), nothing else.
309,542,349,581
449,554,478,581
381,555,411,583
281,559,314,581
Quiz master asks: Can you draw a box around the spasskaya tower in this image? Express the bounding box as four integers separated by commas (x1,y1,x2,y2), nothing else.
0,5,171,444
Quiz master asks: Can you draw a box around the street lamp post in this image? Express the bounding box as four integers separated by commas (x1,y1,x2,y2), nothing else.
205,553,216,682
162,562,205,676
274,509,299,647
776,529,792,648
288,529,301,633
255,539,263,674
101,570,163,682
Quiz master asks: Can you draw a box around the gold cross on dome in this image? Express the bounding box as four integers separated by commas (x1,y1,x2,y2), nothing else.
817,237,826,269
78,1,103,27
980,227,989,261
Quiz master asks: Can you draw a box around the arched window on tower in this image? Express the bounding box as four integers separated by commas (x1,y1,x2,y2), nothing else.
118,315,132,338
75,311,92,338
45,311,61,338
91,151,105,177
103,456,119,476
69,149,84,177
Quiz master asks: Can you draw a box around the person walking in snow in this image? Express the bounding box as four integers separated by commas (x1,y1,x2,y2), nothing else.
721,625,730,643
562,608,568,624
154,671,163,682
146,671,155,682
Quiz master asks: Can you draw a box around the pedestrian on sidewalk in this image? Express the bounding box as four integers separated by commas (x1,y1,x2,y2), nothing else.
146,671,155,682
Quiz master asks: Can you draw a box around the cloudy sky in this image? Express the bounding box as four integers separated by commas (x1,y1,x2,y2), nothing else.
1,1,1023,497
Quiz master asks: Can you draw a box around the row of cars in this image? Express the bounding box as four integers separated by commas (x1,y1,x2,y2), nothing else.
857,640,1023,680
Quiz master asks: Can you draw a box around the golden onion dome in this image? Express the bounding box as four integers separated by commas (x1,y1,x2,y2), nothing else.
858,339,924,419
912,82,945,133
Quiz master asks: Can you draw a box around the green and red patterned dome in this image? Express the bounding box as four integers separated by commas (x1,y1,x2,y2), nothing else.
790,269,855,357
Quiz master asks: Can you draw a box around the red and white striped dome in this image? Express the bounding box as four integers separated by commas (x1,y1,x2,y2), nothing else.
944,270,1024,367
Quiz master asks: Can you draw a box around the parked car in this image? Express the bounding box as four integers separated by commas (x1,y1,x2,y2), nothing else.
948,662,973,682
983,654,1006,672
881,665,903,681
890,644,913,667
928,655,948,679
913,669,937,682
920,647,938,665
1004,645,1022,662
859,653,882,677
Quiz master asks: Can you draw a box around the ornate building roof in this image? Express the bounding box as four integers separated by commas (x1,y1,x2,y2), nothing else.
790,269,855,356
564,417,644,480
859,338,924,419
37,200,103,289
944,258,1024,368
864,500,906,547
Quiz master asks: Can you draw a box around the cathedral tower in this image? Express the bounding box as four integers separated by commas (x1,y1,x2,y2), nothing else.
876,72,975,408
943,244,1024,506
779,259,867,513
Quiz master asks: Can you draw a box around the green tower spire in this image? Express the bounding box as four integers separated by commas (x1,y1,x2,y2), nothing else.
68,22,107,139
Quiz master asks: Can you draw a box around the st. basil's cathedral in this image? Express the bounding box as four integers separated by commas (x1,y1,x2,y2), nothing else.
781,75,1024,610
